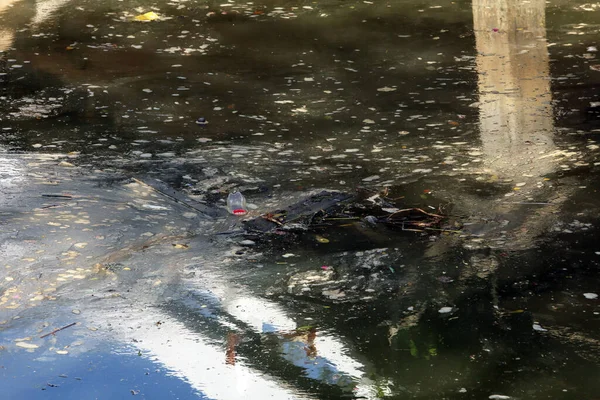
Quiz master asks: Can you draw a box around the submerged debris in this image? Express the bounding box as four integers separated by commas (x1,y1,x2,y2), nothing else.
244,189,450,236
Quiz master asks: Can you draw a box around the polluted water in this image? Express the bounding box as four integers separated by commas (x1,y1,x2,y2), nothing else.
0,0,600,399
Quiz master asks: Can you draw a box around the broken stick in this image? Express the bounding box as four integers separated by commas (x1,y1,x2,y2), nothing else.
40,322,77,339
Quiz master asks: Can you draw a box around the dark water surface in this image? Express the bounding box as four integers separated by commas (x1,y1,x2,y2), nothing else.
1,0,599,399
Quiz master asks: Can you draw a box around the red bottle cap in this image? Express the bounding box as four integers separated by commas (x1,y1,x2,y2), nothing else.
232,209,247,215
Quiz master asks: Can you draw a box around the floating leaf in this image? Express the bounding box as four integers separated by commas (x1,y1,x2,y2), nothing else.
134,11,159,21
315,235,329,243
16,342,39,349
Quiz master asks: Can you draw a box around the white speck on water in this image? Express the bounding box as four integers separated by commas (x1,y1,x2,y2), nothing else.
377,86,396,92
583,293,598,299
438,307,453,314
489,396,511,400
532,323,547,332
292,106,308,113
362,175,380,182
141,204,169,211
16,342,39,349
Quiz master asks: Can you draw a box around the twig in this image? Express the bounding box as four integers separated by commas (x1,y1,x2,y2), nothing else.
42,194,73,199
131,178,211,215
261,213,284,226
423,227,463,233
40,322,77,339
387,207,444,220
503,202,551,205
39,204,65,209
401,223,424,232
214,229,246,236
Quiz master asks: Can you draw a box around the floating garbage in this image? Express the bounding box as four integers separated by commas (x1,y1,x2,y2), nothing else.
227,191,247,215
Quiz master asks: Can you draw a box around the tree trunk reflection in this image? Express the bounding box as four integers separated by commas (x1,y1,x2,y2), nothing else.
474,0,555,180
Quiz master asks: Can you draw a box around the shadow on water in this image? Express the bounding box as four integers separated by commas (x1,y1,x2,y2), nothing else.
1,0,600,399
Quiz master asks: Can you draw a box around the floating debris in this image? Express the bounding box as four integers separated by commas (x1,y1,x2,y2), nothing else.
134,11,159,21
16,342,39,349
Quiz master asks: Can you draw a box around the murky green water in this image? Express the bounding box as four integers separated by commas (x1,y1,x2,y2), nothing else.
1,0,599,399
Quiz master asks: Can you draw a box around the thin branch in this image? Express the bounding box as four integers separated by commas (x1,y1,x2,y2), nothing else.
131,178,211,215
387,207,444,220
40,322,77,339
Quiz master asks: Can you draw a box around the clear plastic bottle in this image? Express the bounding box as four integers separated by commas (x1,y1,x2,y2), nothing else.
227,191,247,215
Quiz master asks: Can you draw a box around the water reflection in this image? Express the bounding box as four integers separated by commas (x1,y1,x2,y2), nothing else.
0,155,388,398
473,0,555,180
30,0,71,27
107,308,317,400
181,272,386,397
0,0,16,51
0,148,25,190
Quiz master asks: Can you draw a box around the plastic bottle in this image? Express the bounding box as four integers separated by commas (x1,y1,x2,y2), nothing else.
227,191,247,215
